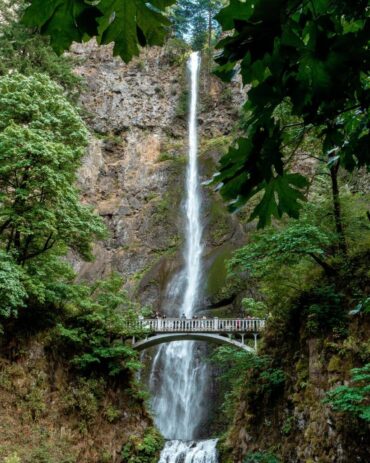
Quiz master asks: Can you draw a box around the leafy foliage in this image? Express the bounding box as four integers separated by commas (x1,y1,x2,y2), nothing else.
0,73,105,265
0,251,27,319
0,73,105,318
303,284,347,336
227,188,369,335
22,0,176,63
228,221,335,278
325,363,370,422
241,298,268,318
0,0,82,97
56,274,145,377
169,0,225,50
213,0,370,226
243,452,281,463
210,347,285,418
121,427,164,463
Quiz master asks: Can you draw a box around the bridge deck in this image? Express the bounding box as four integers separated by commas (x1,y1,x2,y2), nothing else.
133,318,265,333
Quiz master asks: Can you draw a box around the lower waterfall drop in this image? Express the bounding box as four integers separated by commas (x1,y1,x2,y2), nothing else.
151,52,218,462
158,440,218,463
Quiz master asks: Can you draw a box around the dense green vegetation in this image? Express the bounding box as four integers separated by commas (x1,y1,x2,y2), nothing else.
21,0,176,63
0,72,103,321
0,0,149,389
121,427,164,463
214,0,369,227
210,347,285,420
0,1,82,97
0,0,369,461
324,363,370,422
169,0,226,50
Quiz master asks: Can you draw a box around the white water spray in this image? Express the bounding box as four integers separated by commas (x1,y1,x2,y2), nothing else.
150,52,218,462
181,51,203,319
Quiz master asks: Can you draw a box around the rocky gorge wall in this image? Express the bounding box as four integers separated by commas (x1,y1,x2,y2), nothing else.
219,303,370,463
71,41,246,315
0,333,158,463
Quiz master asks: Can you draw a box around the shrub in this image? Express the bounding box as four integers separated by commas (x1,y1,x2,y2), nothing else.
304,284,347,336
0,251,26,319
121,427,164,463
4,453,21,463
210,347,285,418
243,452,281,463
324,363,370,422
56,274,144,377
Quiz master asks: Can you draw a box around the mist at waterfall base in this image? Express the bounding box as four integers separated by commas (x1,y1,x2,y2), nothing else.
148,53,219,462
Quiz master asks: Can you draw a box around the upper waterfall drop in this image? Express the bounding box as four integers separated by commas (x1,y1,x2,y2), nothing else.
181,51,203,318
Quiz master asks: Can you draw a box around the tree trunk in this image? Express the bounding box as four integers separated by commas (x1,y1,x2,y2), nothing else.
208,8,212,51
206,8,212,93
329,161,347,255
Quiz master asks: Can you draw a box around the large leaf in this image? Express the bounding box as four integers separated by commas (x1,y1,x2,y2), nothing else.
22,0,175,62
213,0,369,226
250,174,308,228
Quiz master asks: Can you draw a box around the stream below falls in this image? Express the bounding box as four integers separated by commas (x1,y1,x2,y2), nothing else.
149,52,218,462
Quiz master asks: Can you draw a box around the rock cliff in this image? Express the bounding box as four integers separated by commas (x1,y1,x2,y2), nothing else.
72,40,245,314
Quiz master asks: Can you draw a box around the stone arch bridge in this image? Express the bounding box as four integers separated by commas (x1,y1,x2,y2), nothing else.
128,318,265,353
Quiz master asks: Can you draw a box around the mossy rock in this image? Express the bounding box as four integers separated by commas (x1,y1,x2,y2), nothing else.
205,246,233,300
327,355,342,373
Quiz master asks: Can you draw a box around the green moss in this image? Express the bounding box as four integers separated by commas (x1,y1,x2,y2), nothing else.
156,151,187,165
200,135,232,156
216,433,233,463
209,201,231,243
175,89,189,117
206,247,233,298
327,355,342,373
295,358,309,389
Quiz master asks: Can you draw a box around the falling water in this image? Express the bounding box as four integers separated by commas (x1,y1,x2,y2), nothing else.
149,52,218,462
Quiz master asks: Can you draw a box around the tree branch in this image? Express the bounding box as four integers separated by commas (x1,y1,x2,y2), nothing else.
308,252,336,275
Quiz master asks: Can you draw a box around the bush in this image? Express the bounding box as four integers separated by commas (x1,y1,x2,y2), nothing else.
243,452,281,463
324,363,370,422
304,284,347,336
4,453,21,463
56,274,144,377
210,347,285,418
121,427,164,463
0,251,26,319
63,378,104,423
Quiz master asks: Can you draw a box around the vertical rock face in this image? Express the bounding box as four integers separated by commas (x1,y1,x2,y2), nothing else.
72,41,245,311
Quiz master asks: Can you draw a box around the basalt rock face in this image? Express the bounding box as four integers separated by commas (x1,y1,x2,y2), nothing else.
220,314,370,463
72,41,246,314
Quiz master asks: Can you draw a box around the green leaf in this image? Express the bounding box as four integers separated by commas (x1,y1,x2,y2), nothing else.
23,0,87,54
97,0,138,62
22,0,175,61
251,174,308,228
215,0,254,30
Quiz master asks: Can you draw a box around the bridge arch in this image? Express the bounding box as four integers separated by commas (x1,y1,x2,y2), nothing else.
132,332,256,353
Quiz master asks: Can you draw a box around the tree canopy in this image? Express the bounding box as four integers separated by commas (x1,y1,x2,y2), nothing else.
169,0,225,50
0,73,105,265
0,73,105,316
214,0,370,226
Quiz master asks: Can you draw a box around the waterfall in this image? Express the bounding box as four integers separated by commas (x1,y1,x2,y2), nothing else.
149,52,218,462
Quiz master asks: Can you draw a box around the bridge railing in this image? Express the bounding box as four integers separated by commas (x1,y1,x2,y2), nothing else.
130,318,265,333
